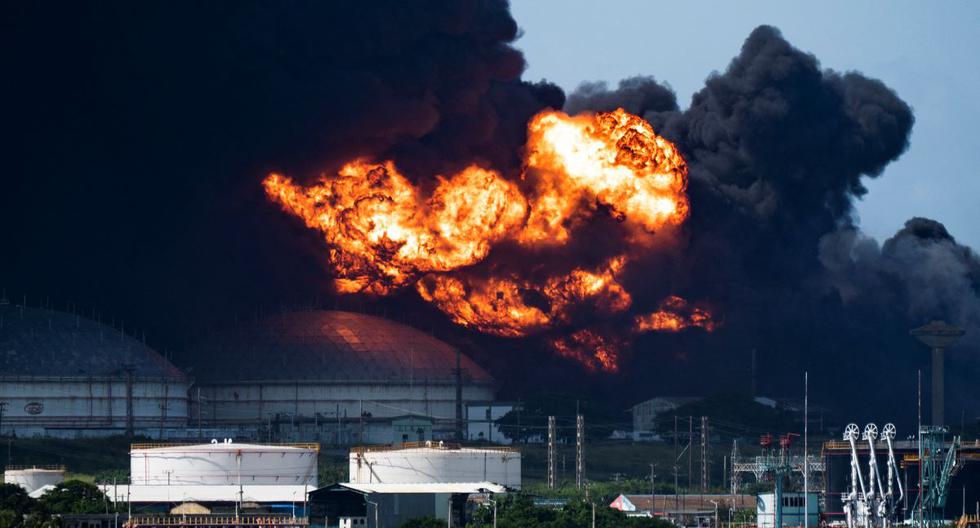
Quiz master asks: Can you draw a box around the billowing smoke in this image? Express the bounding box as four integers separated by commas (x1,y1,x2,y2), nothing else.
566,26,979,420
5,3,977,423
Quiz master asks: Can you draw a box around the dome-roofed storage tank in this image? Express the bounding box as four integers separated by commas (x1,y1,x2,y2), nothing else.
0,300,190,438
190,310,496,443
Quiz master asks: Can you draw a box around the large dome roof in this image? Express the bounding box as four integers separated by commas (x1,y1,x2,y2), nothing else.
191,310,493,384
0,301,186,380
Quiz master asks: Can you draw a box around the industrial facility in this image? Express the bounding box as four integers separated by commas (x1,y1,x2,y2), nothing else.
188,310,497,443
1,303,499,444
0,301,190,438
310,443,520,527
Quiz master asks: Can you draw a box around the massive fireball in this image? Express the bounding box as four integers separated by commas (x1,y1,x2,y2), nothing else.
263,108,715,371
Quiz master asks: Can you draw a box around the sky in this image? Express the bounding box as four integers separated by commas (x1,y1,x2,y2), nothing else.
512,0,980,249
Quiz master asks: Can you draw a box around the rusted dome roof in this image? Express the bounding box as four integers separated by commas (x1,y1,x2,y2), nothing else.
190,310,493,384
0,302,186,380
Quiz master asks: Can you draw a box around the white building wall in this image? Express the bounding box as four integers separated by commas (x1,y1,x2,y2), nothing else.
349,447,521,489
757,493,819,528
0,377,190,438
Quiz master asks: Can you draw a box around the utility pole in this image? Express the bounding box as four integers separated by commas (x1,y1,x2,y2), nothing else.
650,463,657,516
547,416,556,489
123,364,135,437
674,465,680,512
688,416,693,490
576,414,585,490
0,402,8,438
674,415,679,464
454,349,464,441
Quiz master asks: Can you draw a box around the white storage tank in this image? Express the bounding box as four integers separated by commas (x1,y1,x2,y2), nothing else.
4,466,66,494
130,441,318,486
349,444,520,489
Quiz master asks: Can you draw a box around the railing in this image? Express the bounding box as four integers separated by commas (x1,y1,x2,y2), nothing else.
4,464,66,471
131,443,320,451
351,441,519,454
125,515,308,528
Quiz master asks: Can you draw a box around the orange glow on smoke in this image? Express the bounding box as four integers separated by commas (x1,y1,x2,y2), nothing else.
264,108,714,371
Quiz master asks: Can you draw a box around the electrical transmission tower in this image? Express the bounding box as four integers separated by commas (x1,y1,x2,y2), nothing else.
576,414,585,490
701,416,709,491
547,416,556,489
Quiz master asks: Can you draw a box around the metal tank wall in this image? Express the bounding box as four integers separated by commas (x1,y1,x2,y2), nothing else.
130,443,318,487
0,377,190,438
194,382,494,424
349,447,521,489
3,467,65,494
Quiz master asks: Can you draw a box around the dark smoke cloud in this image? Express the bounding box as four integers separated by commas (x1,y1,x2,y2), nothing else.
4,1,976,426
567,26,977,422
1,0,561,346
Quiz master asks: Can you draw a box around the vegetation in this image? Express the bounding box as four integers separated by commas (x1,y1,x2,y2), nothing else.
400,517,445,528
3,437,134,475
652,394,796,440
467,495,674,528
495,394,621,443
0,480,118,528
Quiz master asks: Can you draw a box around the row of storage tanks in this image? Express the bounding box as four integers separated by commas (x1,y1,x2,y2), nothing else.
128,441,519,488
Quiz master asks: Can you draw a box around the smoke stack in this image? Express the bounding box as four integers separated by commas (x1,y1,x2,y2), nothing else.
911,321,965,426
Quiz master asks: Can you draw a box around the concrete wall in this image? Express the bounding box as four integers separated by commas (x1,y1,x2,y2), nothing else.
0,377,190,438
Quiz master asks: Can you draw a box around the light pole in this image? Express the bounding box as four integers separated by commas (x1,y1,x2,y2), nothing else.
709,499,719,528
365,499,379,528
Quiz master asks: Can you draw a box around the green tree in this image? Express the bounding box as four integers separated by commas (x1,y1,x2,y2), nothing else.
0,484,36,518
0,510,18,528
467,495,674,528
36,481,112,515
495,394,620,443
400,517,444,528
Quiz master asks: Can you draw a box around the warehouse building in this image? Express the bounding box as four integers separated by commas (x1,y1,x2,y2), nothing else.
188,310,497,443
0,300,190,438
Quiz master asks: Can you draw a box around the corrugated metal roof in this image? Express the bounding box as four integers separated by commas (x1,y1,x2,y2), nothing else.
338,482,509,494
0,303,186,380
190,310,493,384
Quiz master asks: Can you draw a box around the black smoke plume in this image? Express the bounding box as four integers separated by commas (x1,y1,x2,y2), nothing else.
568,26,979,423
3,2,976,426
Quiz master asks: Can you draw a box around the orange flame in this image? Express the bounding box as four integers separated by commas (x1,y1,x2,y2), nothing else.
549,329,625,373
263,108,711,371
634,295,717,333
